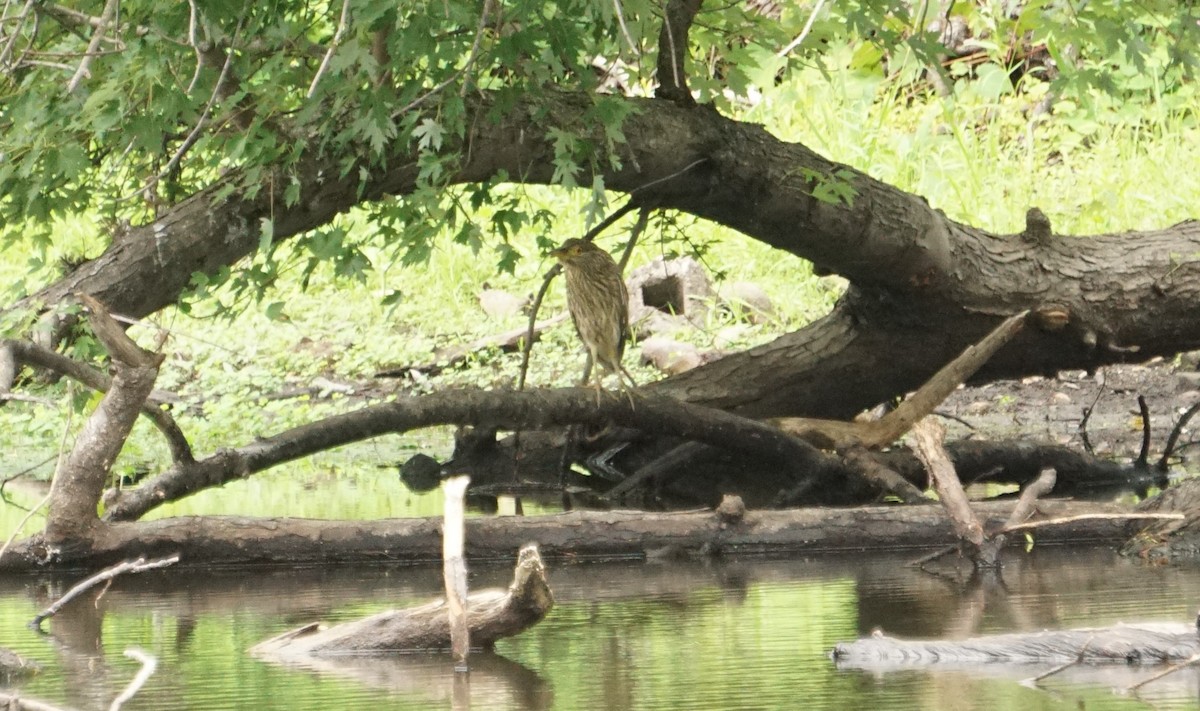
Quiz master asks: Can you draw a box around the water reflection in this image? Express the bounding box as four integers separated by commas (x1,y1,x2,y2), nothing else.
0,547,1198,710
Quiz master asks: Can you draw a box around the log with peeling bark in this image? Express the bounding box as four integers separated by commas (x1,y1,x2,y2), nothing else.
832,622,1200,667
250,543,553,658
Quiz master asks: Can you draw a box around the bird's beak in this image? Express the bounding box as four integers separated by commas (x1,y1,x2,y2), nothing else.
549,247,566,261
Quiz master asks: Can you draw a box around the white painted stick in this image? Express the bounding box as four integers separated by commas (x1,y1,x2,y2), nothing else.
442,475,471,671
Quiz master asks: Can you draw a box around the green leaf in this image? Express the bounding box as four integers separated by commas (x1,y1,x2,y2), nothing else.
413,118,445,152
258,217,274,255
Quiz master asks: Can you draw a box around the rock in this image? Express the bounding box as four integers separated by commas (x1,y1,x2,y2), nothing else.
723,281,775,323
715,494,746,526
1050,392,1072,405
640,336,703,375
713,325,752,350
478,288,529,320
964,401,991,415
1178,390,1200,407
626,257,714,336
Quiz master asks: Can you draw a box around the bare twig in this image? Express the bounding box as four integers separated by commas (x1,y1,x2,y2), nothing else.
0,693,70,711
1135,394,1152,468
1077,372,1105,455
615,206,649,272
611,0,639,57
306,0,352,98
30,555,181,630
185,0,202,94
1158,401,1200,472
158,22,239,186
776,0,828,58
997,512,1184,535
0,0,35,71
109,648,157,711
1125,651,1200,692
1,384,75,563
66,0,118,93
1023,635,1094,685
0,489,51,564
392,0,493,115
624,157,706,195
1,339,193,463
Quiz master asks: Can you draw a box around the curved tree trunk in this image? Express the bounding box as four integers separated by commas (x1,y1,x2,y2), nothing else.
8,91,1199,420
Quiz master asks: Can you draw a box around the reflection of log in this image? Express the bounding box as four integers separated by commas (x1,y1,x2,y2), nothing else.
251,544,552,657
832,622,1200,665
263,652,553,710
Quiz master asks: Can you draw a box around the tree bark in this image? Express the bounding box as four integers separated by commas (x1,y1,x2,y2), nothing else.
7,91,1199,420
44,297,164,544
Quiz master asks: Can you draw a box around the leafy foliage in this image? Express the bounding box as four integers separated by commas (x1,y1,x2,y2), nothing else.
0,0,1196,307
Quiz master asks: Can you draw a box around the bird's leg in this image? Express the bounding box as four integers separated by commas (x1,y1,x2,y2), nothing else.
617,366,638,409
578,353,594,388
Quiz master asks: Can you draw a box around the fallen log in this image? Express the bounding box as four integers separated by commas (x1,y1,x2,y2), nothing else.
832,621,1200,666
0,497,1170,572
251,543,552,658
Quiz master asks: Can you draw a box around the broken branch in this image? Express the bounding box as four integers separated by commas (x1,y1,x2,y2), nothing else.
30,554,180,630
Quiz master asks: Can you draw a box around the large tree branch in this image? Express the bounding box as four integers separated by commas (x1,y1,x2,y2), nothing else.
655,0,702,106
103,387,831,522
7,91,1200,418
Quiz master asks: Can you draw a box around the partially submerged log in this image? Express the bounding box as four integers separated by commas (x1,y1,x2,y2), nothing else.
251,544,552,658
832,621,1200,667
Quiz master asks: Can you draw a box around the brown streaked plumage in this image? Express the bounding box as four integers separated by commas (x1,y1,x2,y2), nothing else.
550,237,636,399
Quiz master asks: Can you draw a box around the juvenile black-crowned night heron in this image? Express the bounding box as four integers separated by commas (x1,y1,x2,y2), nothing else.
550,238,637,400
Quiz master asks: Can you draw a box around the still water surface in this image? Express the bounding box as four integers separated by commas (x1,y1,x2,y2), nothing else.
2,546,1199,710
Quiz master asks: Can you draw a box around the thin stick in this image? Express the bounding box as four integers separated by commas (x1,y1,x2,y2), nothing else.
1024,635,1094,685
776,0,828,58
611,0,639,56
0,489,51,563
109,648,157,711
1158,400,1200,472
1125,651,1200,692
1135,394,1152,468
2,383,77,562
30,555,181,630
306,0,352,98
393,0,492,114
441,475,470,671
66,0,117,93
997,512,1184,535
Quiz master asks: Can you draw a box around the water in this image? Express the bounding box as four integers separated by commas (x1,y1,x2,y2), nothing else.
2,547,1198,710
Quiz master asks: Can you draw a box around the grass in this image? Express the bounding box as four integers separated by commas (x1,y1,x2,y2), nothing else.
0,64,1197,497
